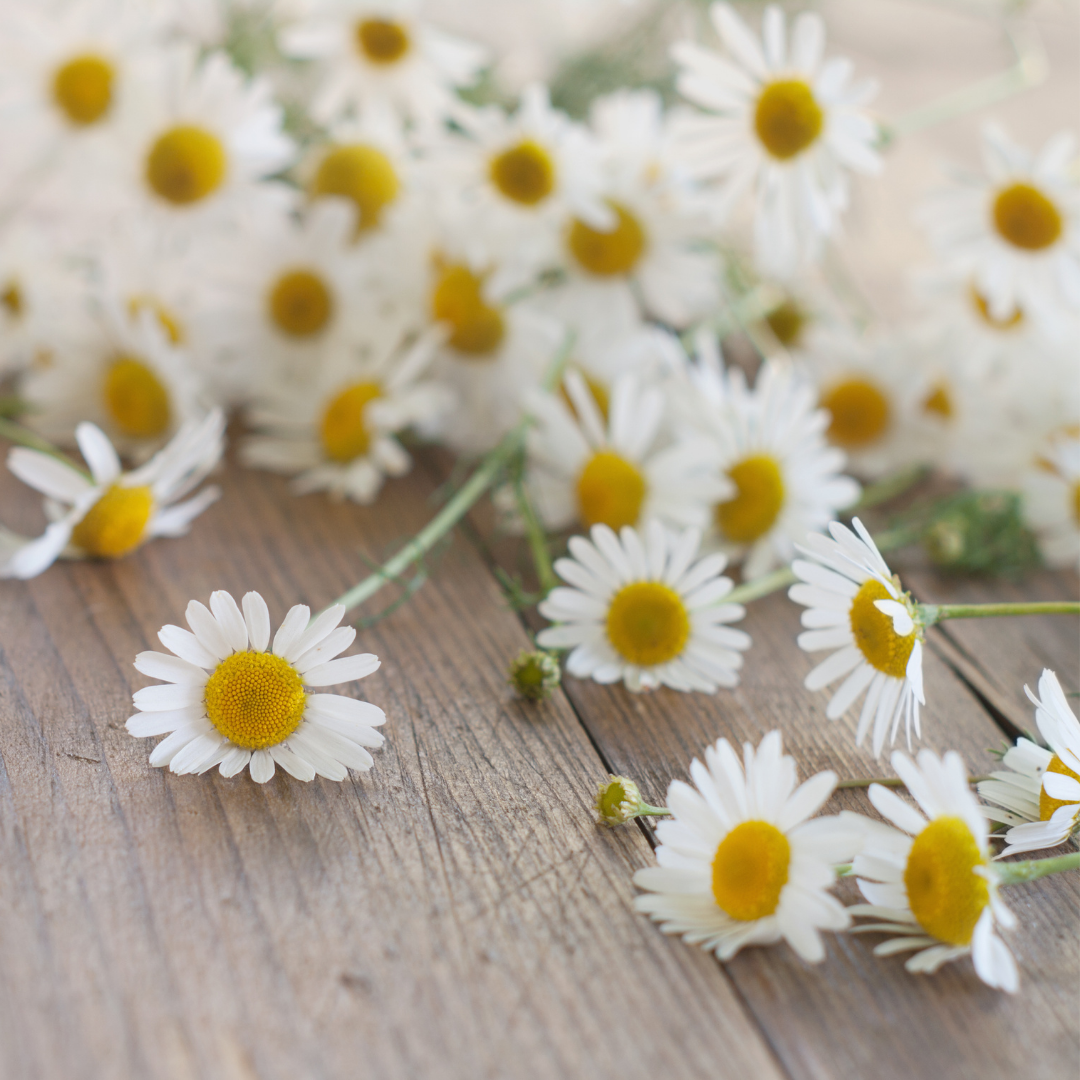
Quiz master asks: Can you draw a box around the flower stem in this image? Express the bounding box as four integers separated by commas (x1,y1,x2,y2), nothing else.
836,774,994,790
0,417,91,478
635,804,671,819
512,458,558,597
996,851,1080,887
920,601,1080,626
852,464,931,512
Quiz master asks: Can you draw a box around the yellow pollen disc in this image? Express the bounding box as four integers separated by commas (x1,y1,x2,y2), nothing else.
992,182,1062,251
430,263,506,356
268,269,334,338
355,18,410,64
711,820,791,921
53,55,114,126
922,383,953,420
597,780,628,820
560,369,610,423
576,450,646,531
489,140,556,206
71,484,154,559
204,651,307,751
1040,754,1080,822
146,125,227,206
311,144,400,231
765,299,806,348
567,202,647,276
104,356,171,439
970,285,1023,331
320,381,382,463
1,281,23,319
754,79,823,161
127,295,185,345
849,578,915,679
821,378,891,449
606,581,690,667
716,454,785,544
904,816,989,946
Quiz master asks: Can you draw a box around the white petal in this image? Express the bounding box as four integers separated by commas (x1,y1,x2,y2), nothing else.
186,601,232,661
284,604,346,663
305,693,386,727
243,592,271,652
133,651,209,686
272,604,310,658
75,423,121,486
303,653,380,687
249,749,276,783
132,683,204,711
158,624,218,669
210,591,249,653
868,784,927,836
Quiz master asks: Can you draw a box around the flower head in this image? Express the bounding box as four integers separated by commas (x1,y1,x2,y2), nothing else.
595,775,645,827
507,649,561,702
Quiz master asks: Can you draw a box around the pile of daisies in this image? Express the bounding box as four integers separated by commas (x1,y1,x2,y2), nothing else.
0,0,1077,995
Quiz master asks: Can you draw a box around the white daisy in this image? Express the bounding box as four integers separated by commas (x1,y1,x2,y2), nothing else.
789,518,925,757
0,410,224,580
522,370,726,535
1021,432,1080,570
850,749,1019,993
671,2,881,277
633,730,862,961
677,345,860,578
917,123,1080,328
278,0,488,127
979,669,1080,857
537,520,751,693
128,590,386,783
241,317,451,503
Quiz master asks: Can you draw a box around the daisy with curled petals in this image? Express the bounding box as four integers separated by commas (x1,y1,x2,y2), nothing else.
278,0,488,127
536,521,751,693
850,749,1018,992
0,410,224,581
979,669,1080,857
918,123,1080,329
522,371,726,535
633,731,863,962
671,3,881,277
128,591,385,783
1020,432,1080,570
789,518,925,757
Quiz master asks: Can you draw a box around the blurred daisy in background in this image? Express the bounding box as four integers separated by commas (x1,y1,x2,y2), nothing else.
0,410,224,580
850,749,1019,993
1020,431,1080,569
537,520,750,692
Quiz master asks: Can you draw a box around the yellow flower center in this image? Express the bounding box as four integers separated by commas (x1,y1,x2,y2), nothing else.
268,269,334,338
576,450,646,531
606,581,690,667
715,454,785,544
320,381,382,463
560,368,610,423
71,484,154,559
711,820,791,921
127,295,185,345
52,55,114,126
597,779,629,821
311,144,400,232
754,79,823,161
355,18,410,64
969,285,1023,331
431,263,506,356
904,816,989,946
1,281,23,320
145,125,227,206
849,578,915,679
567,202,647,276
1040,754,1080,822
821,378,891,450
204,651,307,751
765,299,806,348
922,383,953,420
489,140,555,206
992,182,1062,251
104,357,171,439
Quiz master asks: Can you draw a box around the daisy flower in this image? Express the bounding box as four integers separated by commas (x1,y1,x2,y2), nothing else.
241,317,451,503
789,518,925,757
633,731,862,961
536,521,751,693
918,123,1080,328
522,371,726,535
850,749,1019,993
1020,431,1080,569
671,3,881,277
979,669,1080,856
0,410,224,581
128,590,386,783
278,0,488,127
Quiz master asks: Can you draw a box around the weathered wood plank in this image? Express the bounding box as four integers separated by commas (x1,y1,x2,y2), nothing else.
0,456,785,1080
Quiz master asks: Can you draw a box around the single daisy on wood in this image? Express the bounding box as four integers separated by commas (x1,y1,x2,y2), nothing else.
128,590,386,783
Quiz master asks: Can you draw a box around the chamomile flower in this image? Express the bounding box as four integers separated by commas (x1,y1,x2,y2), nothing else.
918,123,1080,328
789,518,925,757
0,410,224,581
128,590,386,783
633,731,862,961
979,669,1080,857
1021,432,1080,569
671,3,881,277
850,749,1019,993
279,0,488,127
537,520,751,693
522,371,725,535
241,318,451,503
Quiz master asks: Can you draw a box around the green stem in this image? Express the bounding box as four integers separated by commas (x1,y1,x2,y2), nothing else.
0,417,91,478
851,465,930,512
836,774,993,790
513,463,558,597
635,804,671,819
920,601,1080,626
996,851,1080,887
